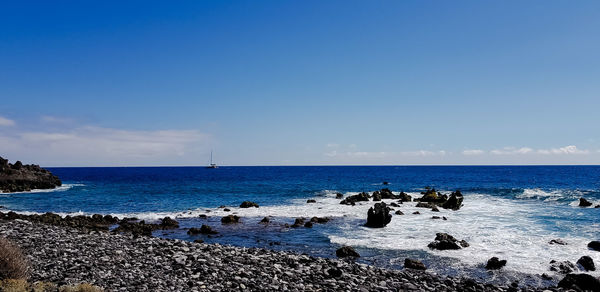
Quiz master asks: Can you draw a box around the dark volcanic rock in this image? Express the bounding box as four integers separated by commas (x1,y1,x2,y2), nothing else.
397,192,412,202
418,188,447,204
304,221,313,228
549,260,576,274
221,215,241,224
378,188,397,199
577,255,595,271
549,239,567,245
365,202,392,228
188,224,218,235
336,246,360,258
442,191,464,210
310,216,330,224
416,202,435,208
428,233,469,250
335,192,344,199
395,210,404,215
160,217,179,229
340,192,369,205
558,273,600,292
327,267,342,278
588,241,600,252
306,199,316,203
404,258,426,270
240,201,259,208
259,217,270,224
291,218,305,228
579,198,593,207
485,257,507,270
372,192,382,201
0,211,117,232
0,157,62,193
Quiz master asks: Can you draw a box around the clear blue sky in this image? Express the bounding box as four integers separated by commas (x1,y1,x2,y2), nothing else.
1,1,599,166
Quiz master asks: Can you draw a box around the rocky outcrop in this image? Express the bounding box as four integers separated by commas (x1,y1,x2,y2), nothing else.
442,191,463,210
306,199,316,203
0,157,62,192
336,246,360,258
260,217,270,224
577,256,595,271
0,211,118,232
558,273,600,292
365,202,392,228
310,216,330,224
588,241,600,251
417,188,447,204
240,201,259,208
291,218,305,228
549,239,567,245
404,259,426,270
428,233,469,250
397,192,412,202
579,198,593,207
187,224,218,235
340,192,370,205
485,257,507,270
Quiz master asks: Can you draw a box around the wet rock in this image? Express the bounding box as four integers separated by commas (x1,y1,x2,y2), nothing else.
240,201,259,208
199,224,218,234
378,188,396,199
291,218,305,228
431,216,441,219
223,208,231,212
260,217,270,224
389,202,400,207
365,202,392,228
412,211,420,215
382,181,389,185
549,260,576,274
335,192,344,199
588,241,600,251
198,214,208,219
416,202,435,208
579,198,593,207
372,192,382,201
160,217,179,229
557,273,600,292
431,205,440,212
304,221,313,228
404,258,426,270
306,199,316,203
428,233,469,250
485,257,507,270
577,256,595,271
549,239,567,245
340,192,369,205
442,191,464,210
310,216,330,224
221,215,241,224
397,192,412,202
193,239,204,243
336,246,360,258
395,210,404,215
418,188,447,204
327,267,342,278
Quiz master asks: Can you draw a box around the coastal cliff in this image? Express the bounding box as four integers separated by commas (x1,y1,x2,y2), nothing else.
0,157,61,193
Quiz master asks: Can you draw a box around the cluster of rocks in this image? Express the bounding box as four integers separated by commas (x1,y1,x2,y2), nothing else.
0,156,62,192
4,219,593,292
579,197,600,208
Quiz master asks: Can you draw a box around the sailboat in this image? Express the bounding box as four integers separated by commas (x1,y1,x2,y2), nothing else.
206,150,218,169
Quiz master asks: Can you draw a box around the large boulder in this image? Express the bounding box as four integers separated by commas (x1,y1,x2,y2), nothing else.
577,256,595,271
365,202,392,228
160,217,179,229
588,241,600,251
418,188,447,204
372,192,382,201
188,225,218,235
240,201,259,208
485,257,507,270
442,191,464,210
378,188,396,199
404,258,426,270
397,192,412,202
0,157,62,193
336,246,360,258
428,233,469,250
558,273,600,292
579,198,593,207
340,192,370,205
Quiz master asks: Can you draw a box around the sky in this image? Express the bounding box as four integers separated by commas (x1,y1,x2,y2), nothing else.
1,1,600,166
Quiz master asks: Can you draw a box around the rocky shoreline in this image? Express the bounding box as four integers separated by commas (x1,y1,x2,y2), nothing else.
1,217,595,291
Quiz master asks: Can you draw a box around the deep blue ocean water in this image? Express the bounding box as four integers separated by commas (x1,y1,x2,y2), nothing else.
2,166,600,286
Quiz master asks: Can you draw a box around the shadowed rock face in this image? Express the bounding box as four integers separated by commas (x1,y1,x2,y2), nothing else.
365,202,392,228
0,157,61,193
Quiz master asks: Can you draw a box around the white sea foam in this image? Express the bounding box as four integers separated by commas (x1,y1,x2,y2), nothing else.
4,184,83,194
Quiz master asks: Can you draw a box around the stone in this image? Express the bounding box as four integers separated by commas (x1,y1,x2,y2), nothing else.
485,257,507,270
394,210,404,215
336,246,360,258
441,191,463,210
260,217,270,224
340,192,369,205
306,199,316,203
365,202,392,228
549,260,576,274
549,239,567,245
240,201,259,208
304,221,313,228
0,156,62,193
428,233,469,250
221,215,241,224
588,241,600,251
577,256,595,271
579,198,593,207
397,192,412,202
557,273,600,292
404,258,426,270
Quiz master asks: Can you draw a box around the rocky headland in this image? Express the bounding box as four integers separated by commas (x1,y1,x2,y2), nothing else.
0,157,61,193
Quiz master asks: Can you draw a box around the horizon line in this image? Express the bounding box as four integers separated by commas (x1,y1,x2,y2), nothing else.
44,164,600,168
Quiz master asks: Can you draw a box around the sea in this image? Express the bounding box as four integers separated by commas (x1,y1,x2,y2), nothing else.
2,166,599,286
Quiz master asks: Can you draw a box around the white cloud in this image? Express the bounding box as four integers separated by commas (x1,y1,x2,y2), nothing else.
537,145,588,155
0,116,15,126
462,149,485,156
326,143,339,148
325,149,446,158
490,147,533,155
0,126,210,166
